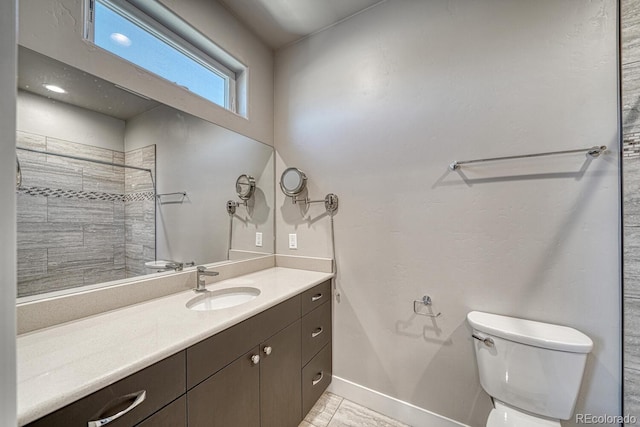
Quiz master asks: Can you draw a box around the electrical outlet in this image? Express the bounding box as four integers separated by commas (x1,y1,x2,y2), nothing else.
289,233,297,249
255,232,263,247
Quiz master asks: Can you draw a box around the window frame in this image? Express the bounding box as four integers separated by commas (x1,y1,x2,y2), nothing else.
83,0,239,112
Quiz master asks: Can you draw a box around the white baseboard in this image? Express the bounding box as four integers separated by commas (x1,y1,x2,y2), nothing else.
328,376,469,427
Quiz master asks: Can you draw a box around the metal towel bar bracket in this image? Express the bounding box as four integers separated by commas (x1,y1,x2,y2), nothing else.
156,192,187,204
449,145,607,171
413,295,441,318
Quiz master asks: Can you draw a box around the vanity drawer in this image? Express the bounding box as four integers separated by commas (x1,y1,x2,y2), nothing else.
301,301,332,366
301,280,331,316
302,344,332,417
136,396,186,427
187,295,301,389
27,351,186,427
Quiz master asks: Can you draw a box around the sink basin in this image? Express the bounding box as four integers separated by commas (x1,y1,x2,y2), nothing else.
186,287,260,311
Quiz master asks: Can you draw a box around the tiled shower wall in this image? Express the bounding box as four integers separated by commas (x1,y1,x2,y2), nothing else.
124,145,156,277
623,0,640,418
16,130,155,297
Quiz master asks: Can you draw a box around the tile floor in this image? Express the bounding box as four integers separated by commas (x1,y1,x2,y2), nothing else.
300,392,411,427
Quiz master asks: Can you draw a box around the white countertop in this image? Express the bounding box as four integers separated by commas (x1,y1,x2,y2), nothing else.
17,267,333,426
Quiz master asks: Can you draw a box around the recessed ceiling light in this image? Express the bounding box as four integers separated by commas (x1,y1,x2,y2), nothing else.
43,84,67,94
110,32,132,47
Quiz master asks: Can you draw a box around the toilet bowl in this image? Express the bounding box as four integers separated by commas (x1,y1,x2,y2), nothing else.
487,401,559,427
467,311,593,427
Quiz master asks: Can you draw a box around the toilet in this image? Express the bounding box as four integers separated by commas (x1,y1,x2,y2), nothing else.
467,311,593,427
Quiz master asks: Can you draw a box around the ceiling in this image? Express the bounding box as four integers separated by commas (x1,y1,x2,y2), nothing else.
18,46,159,121
219,0,386,49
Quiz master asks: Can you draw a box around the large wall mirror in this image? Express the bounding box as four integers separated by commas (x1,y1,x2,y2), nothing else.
16,46,274,300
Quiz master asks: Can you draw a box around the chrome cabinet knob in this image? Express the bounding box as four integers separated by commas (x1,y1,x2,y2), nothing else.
263,346,272,355
251,354,260,365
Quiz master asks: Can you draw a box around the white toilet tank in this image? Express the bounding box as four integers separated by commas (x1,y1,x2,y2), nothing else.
467,311,593,421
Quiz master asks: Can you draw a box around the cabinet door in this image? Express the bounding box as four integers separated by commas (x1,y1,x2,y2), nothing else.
187,347,260,427
260,320,302,427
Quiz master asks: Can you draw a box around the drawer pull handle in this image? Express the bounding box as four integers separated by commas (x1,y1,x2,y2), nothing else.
311,327,323,338
88,390,146,427
312,371,324,386
251,354,261,365
311,293,323,302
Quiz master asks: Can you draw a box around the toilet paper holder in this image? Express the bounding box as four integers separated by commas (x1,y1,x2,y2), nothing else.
413,295,441,318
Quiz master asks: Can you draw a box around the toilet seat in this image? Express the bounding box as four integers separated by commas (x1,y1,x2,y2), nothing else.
487,401,561,427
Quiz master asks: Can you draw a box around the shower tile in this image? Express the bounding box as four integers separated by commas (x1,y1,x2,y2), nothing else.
16,131,46,162
131,222,155,247
125,243,146,276
125,170,155,193
625,367,640,422
327,400,410,427
142,145,156,168
82,163,125,194
16,131,45,148
20,159,83,191
114,244,126,267
18,271,85,297
304,392,343,427
125,148,143,167
143,245,155,262
48,198,114,224
125,200,144,222
625,298,640,371
17,223,83,250
113,151,125,165
46,137,114,165
16,193,47,223
299,422,314,427
48,246,115,273
83,266,126,286
17,249,47,281
623,0,640,65
84,224,125,246
114,201,125,224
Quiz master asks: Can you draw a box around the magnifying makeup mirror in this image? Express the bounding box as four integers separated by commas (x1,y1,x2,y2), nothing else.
280,167,307,197
279,167,338,214
235,174,256,201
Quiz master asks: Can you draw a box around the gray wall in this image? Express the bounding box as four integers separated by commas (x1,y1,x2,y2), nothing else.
275,1,620,425
623,0,640,419
17,90,125,151
0,0,17,423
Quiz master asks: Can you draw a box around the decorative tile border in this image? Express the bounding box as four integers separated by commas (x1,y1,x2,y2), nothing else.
624,132,640,158
17,186,155,202
124,192,155,202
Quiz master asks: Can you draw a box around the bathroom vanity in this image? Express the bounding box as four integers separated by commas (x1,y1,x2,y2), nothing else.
18,268,333,427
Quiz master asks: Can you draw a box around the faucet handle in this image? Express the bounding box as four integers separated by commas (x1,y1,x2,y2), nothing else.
197,266,207,273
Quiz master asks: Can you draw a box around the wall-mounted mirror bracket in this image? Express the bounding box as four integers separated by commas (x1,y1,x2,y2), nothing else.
227,174,256,215
280,167,339,214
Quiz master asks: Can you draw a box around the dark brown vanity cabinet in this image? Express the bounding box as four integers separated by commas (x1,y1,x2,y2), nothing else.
26,352,187,427
300,280,333,417
25,280,332,427
186,296,304,427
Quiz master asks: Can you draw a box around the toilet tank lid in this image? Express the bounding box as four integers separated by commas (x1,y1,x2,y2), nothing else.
467,311,593,353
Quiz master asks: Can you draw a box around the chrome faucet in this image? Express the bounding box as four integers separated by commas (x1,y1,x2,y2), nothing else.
164,261,195,272
196,266,219,292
